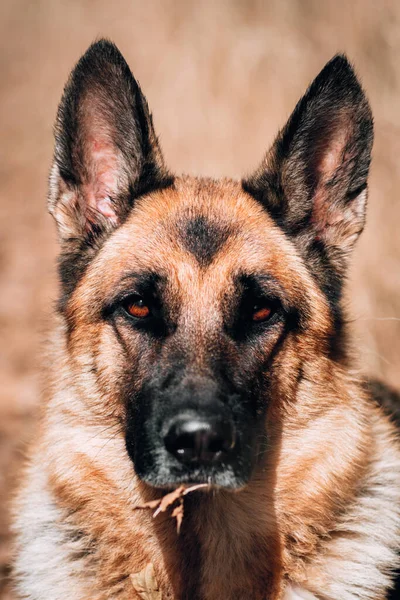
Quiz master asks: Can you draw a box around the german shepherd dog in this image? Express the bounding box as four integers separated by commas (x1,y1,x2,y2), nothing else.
12,40,400,600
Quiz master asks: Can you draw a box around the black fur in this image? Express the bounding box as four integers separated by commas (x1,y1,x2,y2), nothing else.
366,379,400,428
178,215,232,266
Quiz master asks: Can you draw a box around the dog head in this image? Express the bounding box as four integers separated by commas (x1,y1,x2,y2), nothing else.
49,40,373,489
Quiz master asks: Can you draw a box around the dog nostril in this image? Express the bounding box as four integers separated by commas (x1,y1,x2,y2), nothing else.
164,417,236,464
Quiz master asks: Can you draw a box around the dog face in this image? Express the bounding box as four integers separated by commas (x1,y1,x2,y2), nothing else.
49,41,373,489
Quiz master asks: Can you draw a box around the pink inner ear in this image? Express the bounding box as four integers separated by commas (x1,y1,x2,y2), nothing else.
318,116,351,185
312,121,352,237
84,136,120,224
318,126,348,182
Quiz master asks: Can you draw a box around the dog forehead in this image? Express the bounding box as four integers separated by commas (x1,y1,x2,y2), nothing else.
87,176,317,302
175,213,234,267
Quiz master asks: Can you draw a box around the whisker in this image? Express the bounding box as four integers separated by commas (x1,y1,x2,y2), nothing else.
357,316,400,322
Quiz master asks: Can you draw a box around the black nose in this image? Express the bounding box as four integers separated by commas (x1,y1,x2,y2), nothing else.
164,415,236,464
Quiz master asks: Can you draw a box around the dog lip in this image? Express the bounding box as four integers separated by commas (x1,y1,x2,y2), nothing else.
138,470,249,492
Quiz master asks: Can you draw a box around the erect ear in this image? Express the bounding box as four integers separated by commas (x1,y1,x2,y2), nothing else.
243,55,373,299
49,39,172,242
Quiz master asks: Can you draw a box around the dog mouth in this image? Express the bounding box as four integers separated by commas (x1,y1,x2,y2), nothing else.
125,394,259,491
129,417,256,492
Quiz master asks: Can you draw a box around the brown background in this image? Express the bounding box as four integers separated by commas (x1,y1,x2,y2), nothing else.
1,0,400,597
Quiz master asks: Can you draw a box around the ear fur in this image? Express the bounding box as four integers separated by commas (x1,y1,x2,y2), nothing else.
243,55,373,302
48,39,173,302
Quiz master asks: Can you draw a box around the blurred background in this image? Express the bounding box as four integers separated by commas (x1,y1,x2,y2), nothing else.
1,0,400,596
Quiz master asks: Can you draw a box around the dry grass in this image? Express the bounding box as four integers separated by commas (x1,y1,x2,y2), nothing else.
1,0,400,596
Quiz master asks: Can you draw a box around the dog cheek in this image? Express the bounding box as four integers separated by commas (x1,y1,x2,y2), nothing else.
68,322,138,422
263,335,305,416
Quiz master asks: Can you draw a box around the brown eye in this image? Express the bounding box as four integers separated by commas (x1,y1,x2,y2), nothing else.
252,305,272,322
126,297,151,319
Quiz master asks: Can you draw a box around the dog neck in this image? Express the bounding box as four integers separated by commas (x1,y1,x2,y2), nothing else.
138,482,283,600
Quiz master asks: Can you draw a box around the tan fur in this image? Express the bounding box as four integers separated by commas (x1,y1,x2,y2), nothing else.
12,177,400,599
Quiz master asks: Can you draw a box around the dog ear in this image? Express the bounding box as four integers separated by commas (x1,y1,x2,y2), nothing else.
49,39,172,242
243,55,373,295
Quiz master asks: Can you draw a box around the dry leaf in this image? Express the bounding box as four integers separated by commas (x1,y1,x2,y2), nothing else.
153,486,186,517
134,484,208,532
171,502,184,534
134,498,160,510
130,562,162,600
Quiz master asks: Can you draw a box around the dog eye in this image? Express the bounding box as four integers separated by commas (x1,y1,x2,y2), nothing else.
252,303,273,323
123,296,151,319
